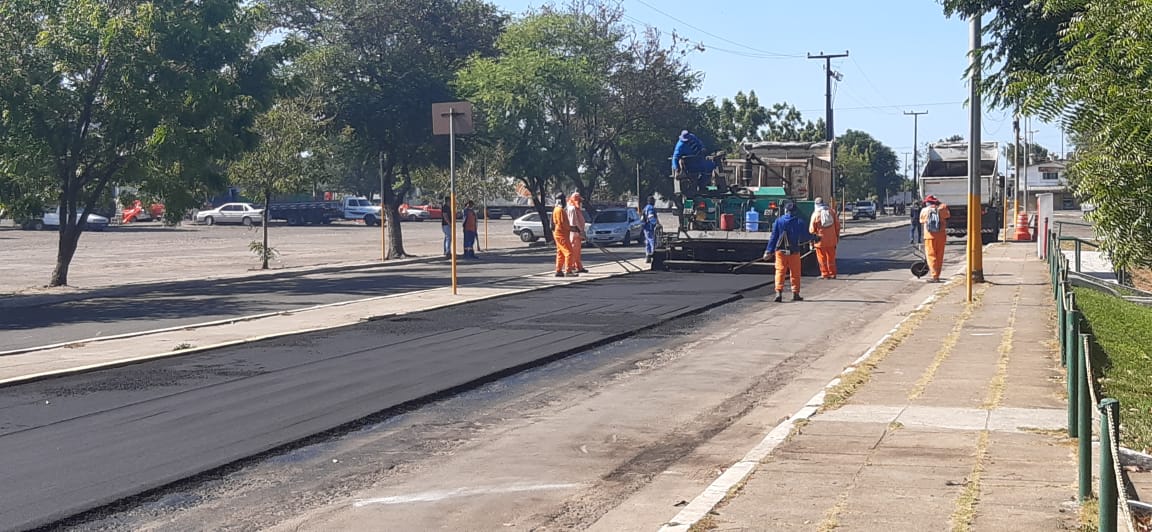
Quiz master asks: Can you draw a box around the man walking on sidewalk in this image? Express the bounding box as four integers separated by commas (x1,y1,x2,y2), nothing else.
765,202,816,302
566,192,588,273
441,196,452,258
462,200,479,259
909,200,923,244
552,193,576,277
809,197,840,279
919,195,950,282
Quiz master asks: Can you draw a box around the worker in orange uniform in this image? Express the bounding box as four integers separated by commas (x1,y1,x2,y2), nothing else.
566,192,588,273
765,201,816,302
919,195,951,282
808,197,840,279
552,192,576,277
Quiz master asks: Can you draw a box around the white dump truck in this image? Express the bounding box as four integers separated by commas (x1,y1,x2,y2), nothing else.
920,141,1002,243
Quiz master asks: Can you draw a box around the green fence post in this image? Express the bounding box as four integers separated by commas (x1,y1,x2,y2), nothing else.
1078,332,1092,502
1099,398,1119,532
1058,285,1067,367
1067,302,1079,437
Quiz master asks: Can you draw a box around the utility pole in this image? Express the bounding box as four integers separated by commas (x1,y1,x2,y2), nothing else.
808,51,849,196
1013,114,1021,221
967,13,985,300
904,110,928,198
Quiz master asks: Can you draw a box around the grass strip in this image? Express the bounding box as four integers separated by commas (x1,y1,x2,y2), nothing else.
1076,288,1152,454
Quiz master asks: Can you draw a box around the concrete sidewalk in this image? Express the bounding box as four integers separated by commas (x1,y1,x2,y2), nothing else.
664,241,1079,531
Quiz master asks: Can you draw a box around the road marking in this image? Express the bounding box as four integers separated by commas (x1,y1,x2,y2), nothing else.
352,483,581,507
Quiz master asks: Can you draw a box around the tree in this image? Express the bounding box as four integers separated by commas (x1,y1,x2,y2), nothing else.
273,0,506,258
0,0,282,286
763,103,826,142
228,99,324,269
837,130,901,199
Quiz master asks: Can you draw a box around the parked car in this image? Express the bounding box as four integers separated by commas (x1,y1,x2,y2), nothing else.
399,204,431,222
195,203,264,226
852,200,877,220
512,210,590,243
22,207,109,231
587,208,643,246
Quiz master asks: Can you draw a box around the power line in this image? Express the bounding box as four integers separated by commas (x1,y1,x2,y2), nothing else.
631,0,804,58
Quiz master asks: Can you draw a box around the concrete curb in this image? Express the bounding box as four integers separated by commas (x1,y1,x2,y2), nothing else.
0,263,646,388
658,274,953,532
0,245,550,310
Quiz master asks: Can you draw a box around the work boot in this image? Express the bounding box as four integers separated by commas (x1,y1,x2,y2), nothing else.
645,255,653,264
792,292,804,301
555,271,566,278
567,271,579,277
577,268,589,273
773,292,783,303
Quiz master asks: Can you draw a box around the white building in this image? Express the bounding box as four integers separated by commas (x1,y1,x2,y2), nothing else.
1021,160,1077,210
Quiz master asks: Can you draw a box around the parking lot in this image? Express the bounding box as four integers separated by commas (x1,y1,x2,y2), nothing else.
0,218,529,294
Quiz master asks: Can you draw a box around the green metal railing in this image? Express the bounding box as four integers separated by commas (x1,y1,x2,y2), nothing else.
1048,229,1138,532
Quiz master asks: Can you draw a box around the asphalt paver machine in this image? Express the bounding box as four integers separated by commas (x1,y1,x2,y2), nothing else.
651,141,835,275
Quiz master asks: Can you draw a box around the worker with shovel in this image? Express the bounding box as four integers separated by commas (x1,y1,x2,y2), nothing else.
765,202,817,302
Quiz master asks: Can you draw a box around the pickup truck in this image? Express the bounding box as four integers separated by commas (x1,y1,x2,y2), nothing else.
266,196,382,226
20,207,110,231
852,201,877,220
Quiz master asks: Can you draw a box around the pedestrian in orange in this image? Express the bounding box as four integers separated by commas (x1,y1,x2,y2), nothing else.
567,192,588,274
765,202,816,302
552,193,575,277
919,195,951,282
809,197,840,279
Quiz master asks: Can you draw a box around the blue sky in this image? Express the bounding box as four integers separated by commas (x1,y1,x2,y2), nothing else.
489,0,1067,174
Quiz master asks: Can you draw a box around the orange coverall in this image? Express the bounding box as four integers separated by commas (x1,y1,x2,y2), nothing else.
920,203,951,280
553,204,574,273
566,198,586,271
809,208,841,279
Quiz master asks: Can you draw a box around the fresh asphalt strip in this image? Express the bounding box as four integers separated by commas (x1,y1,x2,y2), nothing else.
0,272,768,531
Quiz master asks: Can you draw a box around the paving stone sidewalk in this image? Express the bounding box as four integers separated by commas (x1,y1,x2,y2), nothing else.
702,242,1079,531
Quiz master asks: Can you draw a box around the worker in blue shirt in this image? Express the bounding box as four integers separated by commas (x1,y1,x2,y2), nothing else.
642,196,659,263
765,202,817,302
671,130,715,191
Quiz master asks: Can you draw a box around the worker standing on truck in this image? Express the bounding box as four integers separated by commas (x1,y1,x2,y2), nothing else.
919,195,951,282
441,196,452,258
552,193,576,277
809,197,840,279
462,200,479,259
566,192,588,273
642,196,659,263
672,130,716,192
909,201,923,244
765,202,816,302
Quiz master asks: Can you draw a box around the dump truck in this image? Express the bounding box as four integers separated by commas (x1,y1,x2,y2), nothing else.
920,142,1002,244
651,141,834,274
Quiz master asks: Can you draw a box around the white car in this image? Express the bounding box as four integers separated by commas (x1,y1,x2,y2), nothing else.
24,207,109,231
401,207,431,222
512,210,591,242
195,203,264,226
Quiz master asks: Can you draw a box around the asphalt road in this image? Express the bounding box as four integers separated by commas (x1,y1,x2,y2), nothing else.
0,249,645,352
14,225,964,531
0,222,925,353
0,272,769,531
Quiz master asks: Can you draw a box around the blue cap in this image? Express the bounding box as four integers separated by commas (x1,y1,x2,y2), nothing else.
784,201,798,213
679,130,691,141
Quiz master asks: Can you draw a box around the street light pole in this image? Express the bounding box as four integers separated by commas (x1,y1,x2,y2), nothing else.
808,51,849,194
904,111,928,198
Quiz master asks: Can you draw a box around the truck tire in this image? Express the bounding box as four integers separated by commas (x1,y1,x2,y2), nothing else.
33,220,45,231
363,214,377,226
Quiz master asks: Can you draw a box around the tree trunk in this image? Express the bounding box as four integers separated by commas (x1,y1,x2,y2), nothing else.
49,223,83,287
262,189,271,270
378,150,408,259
